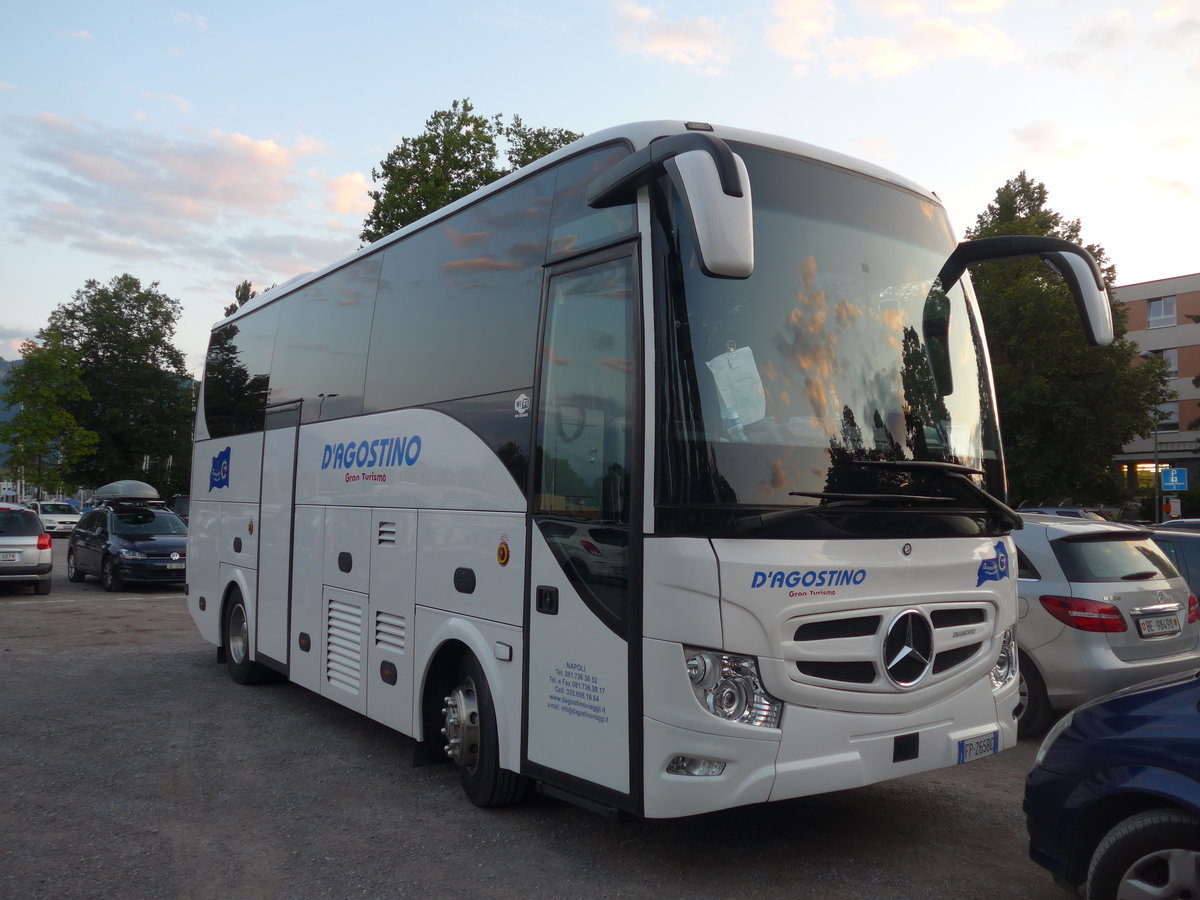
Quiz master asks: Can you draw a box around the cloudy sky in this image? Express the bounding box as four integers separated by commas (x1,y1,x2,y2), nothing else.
2,0,1196,373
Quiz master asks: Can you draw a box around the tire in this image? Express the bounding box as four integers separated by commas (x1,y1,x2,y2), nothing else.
34,579,51,596
221,590,272,685
1016,651,1052,738
101,557,124,593
66,549,85,583
1086,809,1200,900
442,655,525,808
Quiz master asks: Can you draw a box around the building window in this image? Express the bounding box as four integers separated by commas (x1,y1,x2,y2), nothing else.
1148,296,1177,328
1145,347,1179,377
1155,400,1179,433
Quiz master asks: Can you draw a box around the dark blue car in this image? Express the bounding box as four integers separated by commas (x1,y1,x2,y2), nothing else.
66,504,187,591
1024,669,1200,898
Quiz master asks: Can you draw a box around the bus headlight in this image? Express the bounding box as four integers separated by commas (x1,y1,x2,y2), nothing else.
989,628,1017,689
684,648,782,728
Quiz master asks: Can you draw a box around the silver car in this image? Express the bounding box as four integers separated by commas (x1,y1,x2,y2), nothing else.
1013,514,1199,736
0,503,53,595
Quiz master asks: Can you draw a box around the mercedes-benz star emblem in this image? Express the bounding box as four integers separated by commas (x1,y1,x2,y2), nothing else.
883,610,934,687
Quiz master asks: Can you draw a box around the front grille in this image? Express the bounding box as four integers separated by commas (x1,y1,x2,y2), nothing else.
796,660,877,683
933,642,982,674
794,615,881,642
931,608,986,628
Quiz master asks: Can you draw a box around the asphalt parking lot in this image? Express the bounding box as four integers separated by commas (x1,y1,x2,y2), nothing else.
0,541,1069,899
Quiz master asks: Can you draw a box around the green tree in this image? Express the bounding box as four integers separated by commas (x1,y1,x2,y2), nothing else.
966,172,1171,504
224,279,258,317
360,99,580,243
38,274,196,497
0,340,99,497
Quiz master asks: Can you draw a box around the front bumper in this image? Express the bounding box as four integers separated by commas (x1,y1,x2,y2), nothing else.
115,560,186,583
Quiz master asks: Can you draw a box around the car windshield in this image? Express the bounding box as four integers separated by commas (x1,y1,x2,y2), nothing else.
40,503,76,515
112,510,187,536
1053,535,1179,583
0,510,42,536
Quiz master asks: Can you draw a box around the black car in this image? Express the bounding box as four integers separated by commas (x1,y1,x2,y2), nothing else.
66,504,187,591
1152,529,1200,599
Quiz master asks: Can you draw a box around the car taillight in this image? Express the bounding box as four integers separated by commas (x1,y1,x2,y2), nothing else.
580,540,603,557
37,534,52,551
1190,593,1198,625
1039,595,1127,632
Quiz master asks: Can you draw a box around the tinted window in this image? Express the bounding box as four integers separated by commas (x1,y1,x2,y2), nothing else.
0,510,41,536
1053,535,1179,583
1016,548,1040,580
203,304,280,437
269,255,382,423
547,144,636,260
363,168,556,412
111,510,187,536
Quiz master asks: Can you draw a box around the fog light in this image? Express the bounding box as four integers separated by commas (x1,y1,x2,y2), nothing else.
666,756,727,777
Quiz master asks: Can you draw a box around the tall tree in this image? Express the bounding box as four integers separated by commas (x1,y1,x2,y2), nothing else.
360,99,580,243
224,279,258,317
967,172,1170,504
0,340,98,497
38,274,195,497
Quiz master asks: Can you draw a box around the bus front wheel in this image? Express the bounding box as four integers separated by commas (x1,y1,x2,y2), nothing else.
442,654,525,807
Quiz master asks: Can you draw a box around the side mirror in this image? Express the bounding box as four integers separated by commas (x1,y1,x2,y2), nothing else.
587,131,754,279
663,151,753,279
936,235,1114,347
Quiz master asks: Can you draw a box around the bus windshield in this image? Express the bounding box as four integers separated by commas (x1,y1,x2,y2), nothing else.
656,143,1002,530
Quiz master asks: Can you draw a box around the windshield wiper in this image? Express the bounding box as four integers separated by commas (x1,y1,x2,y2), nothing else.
789,491,954,503
1121,571,1160,581
850,459,1022,531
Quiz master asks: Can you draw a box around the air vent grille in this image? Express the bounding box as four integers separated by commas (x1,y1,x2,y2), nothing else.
375,610,406,654
326,595,364,693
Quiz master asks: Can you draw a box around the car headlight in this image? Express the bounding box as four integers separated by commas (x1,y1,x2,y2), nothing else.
118,548,147,559
1034,708,1076,767
684,648,782,728
989,627,1017,689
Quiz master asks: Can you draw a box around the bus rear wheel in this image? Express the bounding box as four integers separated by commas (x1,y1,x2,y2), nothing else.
222,589,272,685
442,654,525,807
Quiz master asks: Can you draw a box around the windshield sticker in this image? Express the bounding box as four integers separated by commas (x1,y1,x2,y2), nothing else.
976,542,1010,586
209,446,231,491
706,344,766,431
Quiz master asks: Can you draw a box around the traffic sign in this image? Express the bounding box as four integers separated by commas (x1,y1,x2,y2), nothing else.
1162,468,1188,491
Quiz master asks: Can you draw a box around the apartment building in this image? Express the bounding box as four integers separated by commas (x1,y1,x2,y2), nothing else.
1113,273,1200,497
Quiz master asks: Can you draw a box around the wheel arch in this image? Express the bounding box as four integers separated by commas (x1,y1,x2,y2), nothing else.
1065,775,1200,885
413,617,521,773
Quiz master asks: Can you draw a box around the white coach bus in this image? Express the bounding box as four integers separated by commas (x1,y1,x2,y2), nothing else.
187,121,1113,818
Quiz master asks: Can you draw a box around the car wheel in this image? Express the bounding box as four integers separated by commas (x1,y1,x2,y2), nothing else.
222,589,272,685
34,579,51,595
101,557,124,592
66,549,85,583
1086,809,1200,900
442,654,525,808
1016,650,1052,738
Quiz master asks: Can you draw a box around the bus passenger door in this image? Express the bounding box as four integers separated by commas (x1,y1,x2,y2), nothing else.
525,253,639,808
256,400,301,671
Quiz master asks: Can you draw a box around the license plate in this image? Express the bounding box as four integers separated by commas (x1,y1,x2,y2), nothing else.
1137,614,1180,638
0,552,16,562
165,562,185,570
957,731,999,764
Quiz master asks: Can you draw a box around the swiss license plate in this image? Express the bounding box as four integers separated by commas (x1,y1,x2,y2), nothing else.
0,551,17,562
1137,614,1180,638
165,562,185,570
957,731,999,764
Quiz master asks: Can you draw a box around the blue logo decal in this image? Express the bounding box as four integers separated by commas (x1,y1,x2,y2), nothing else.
209,446,231,491
320,435,422,471
976,542,1010,586
750,569,867,589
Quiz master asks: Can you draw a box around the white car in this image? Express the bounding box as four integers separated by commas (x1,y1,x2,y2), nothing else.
1012,513,1200,736
25,500,81,537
